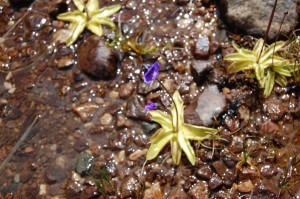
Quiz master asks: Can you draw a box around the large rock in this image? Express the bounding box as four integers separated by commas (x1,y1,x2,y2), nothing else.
78,35,121,80
217,0,299,40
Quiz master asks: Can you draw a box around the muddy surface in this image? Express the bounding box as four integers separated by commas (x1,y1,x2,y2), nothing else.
0,0,299,198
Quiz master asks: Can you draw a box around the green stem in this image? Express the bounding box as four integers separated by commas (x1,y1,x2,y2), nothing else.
155,78,179,132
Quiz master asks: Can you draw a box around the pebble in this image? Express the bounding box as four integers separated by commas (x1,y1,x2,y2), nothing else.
44,166,68,184
236,180,254,193
195,85,226,125
208,173,222,190
195,164,212,180
193,35,210,59
100,113,113,125
220,148,239,168
119,82,135,99
263,99,286,121
188,181,209,199
39,184,47,195
191,60,213,86
73,102,99,122
14,174,20,183
120,175,142,198
228,136,244,153
251,179,279,198
212,161,236,186
78,35,121,80
126,95,148,120
57,56,74,69
260,164,278,178
71,171,81,182
143,182,163,199
75,153,93,175
129,149,147,161
168,186,189,198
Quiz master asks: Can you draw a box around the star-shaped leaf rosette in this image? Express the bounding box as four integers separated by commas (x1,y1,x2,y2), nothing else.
143,62,218,165
57,0,121,46
224,38,297,96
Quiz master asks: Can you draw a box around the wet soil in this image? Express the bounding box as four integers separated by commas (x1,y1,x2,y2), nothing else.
0,0,300,198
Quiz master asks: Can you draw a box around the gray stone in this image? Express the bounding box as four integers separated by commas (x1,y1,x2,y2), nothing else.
75,153,93,175
191,60,213,86
217,0,299,41
193,35,210,59
195,85,226,125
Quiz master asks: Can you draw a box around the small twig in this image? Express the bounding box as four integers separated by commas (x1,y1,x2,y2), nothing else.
0,114,41,175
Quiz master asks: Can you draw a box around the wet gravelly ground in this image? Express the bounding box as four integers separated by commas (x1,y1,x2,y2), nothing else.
0,0,300,198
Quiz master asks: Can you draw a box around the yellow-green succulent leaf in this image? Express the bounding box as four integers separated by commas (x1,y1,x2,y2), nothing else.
146,129,174,160
264,70,275,96
253,38,264,56
260,41,286,63
148,110,173,132
272,65,292,77
224,52,255,62
275,74,288,86
183,123,217,141
178,131,196,165
171,90,184,130
91,17,116,29
72,0,85,12
170,137,182,164
87,21,103,37
66,22,86,46
93,4,121,18
227,61,254,73
57,10,86,22
86,0,99,16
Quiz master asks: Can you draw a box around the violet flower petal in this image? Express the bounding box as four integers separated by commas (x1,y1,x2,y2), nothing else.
144,62,160,84
145,101,157,111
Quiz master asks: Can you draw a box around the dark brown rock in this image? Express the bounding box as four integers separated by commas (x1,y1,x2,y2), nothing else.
120,175,142,198
78,35,121,80
168,186,189,198
220,148,240,168
188,181,209,199
251,179,279,199
44,166,68,184
208,173,222,190
212,161,236,186
73,137,89,153
260,164,278,178
229,136,244,153
196,164,212,180
126,95,148,120
263,99,286,121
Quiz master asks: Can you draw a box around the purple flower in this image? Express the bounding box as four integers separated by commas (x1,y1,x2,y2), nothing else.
144,62,160,84
145,101,157,111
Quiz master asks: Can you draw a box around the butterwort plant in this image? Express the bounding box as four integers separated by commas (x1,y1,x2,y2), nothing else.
57,0,121,46
143,62,218,165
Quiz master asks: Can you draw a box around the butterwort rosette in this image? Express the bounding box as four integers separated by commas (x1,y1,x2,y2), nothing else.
143,62,160,84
